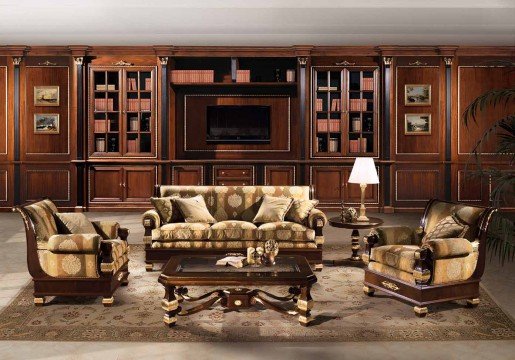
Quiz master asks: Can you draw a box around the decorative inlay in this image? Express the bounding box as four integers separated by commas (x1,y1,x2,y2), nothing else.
112,60,134,66
408,60,428,66
381,281,399,291
12,57,22,66
38,61,57,66
335,60,355,66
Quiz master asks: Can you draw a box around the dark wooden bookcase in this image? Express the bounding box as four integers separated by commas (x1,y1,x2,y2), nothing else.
311,66,379,157
88,66,157,157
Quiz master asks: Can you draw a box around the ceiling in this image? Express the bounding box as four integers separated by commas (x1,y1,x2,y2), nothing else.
1,0,514,46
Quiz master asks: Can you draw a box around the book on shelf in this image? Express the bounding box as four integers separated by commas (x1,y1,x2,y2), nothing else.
360,137,367,152
349,99,368,111
127,139,138,153
315,98,323,111
96,84,106,91
94,98,114,111
145,78,152,90
329,119,340,132
127,78,137,91
329,138,339,152
171,70,215,83
286,69,295,82
331,99,340,111
95,138,106,152
362,77,374,91
317,86,338,91
129,117,138,131
352,118,361,132
236,70,250,83
349,138,368,153
216,255,248,268
107,84,116,91
317,119,328,132
94,119,107,133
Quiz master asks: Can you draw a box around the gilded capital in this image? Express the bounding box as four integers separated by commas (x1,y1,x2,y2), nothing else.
383,57,393,66
298,57,308,67
12,57,22,66
74,57,84,65
159,57,169,66
444,57,453,66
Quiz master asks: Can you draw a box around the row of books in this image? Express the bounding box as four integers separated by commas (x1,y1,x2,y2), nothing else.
317,119,341,133
127,139,138,153
318,86,338,91
315,137,340,153
362,77,374,91
351,118,361,132
315,98,342,111
127,78,152,91
95,98,114,111
127,99,151,111
349,138,368,153
94,120,108,133
236,70,250,83
96,84,116,91
171,70,215,83
349,99,369,111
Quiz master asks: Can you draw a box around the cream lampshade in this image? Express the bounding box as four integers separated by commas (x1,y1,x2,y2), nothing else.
348,157,379,222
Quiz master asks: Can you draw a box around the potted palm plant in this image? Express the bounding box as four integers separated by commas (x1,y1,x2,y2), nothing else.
462,60,514,264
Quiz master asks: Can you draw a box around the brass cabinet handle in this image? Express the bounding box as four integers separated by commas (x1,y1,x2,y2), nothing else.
221,183,225,186
221,171,225,175
242,171,246,175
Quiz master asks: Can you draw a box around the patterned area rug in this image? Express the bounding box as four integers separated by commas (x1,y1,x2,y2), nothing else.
0,245,514,342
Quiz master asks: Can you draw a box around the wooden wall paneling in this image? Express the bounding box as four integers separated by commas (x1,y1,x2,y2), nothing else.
88,165,124,203
21,62,72,161
124,165,157,203
213,165,254,186
490,165,515,210
0,164,12,208
264,165,296,185
0,62,8,162
394,64,443,160
342,166,380,205
310,166,344,208
456,63,515,162
21,163,76,208
452,164,489,206
171,165,204,185
393,164,444,209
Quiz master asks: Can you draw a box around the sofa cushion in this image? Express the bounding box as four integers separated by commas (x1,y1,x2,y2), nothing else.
55,213,97,234
173,195,216,223
151,240,317,249
102,239,129,259
153,222,211,241
423,215,468,242
253,195,293,223
150,196,182,224
285,199,319,225
370,244,419,273
258,222,315,242
209,220,258,241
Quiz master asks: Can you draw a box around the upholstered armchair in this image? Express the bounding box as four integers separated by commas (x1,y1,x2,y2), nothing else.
15,198,130,307
362,199,496,317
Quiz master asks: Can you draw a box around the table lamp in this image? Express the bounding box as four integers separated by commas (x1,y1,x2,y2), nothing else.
348,157,379,222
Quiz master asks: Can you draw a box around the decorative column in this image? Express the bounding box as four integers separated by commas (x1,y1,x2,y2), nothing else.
382,57,393,209
12,57,22,205
159,57,169,184
74,56,85,209
444,57,453,201
298,56,308,184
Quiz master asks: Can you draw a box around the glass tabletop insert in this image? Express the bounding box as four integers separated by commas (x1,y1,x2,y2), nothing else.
177,256,301,274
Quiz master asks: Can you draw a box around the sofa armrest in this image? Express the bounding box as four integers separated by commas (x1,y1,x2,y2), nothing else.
142,209,161,246
307,208,327,229
92,220,120,240
421,237,474,259
47,234,101,254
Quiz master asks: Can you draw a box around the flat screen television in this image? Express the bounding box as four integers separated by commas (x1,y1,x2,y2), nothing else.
206,105,271,143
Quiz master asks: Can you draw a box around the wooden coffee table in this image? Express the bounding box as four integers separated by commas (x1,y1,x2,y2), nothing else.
158,255,317,327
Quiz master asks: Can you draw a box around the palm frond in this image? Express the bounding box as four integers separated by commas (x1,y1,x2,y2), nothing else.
462,89,515,126
487,213,515,266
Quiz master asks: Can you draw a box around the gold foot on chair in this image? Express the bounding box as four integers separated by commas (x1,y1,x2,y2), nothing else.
414,306,428,317
121,279,129,286
466,298,480,308
145,263,154,272
363,285,375,297
34,297,45,306
102,296,114,307
314,263,323,271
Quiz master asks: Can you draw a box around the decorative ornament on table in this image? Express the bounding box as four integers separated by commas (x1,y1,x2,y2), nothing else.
247,247,256,265
340,202,358,223
262,239,279,266
255,247,264,266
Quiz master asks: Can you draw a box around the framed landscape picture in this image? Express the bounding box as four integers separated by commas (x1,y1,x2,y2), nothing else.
34,86,59,106
34,114,59,134
405,114,431,135
404,84,431,106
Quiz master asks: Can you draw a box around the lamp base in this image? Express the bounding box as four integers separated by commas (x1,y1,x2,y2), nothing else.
357,215,370,222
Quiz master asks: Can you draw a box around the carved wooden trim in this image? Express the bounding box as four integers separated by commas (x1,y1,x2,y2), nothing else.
408,60,428,66
298,57,308,67
73,57,84,66
12,57,22,66
443,57,453,66
112,60,134,66
335,60,355,66
383,57,393,66
159,57,169,66
38,60,57,66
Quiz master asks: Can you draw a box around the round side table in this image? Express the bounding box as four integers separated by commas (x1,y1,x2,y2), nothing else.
328,216,383,262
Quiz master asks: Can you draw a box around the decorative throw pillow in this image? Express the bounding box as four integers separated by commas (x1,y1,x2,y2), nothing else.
285,199,319,224
423,215,469,242
253,195,294,223
55,213,97,234
150,196,182,223
173,195,216,224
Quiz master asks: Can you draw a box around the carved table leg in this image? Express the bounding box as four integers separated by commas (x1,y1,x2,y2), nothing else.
351,229,361,261
162,286,181,327
297,286,313,326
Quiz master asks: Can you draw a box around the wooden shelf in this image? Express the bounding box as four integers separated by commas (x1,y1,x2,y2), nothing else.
171,82,297,87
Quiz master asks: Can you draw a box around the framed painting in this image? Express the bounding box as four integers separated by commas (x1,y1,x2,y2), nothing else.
405,114,431,135
34,86,59,106
404,84,431,106
34,114,60,134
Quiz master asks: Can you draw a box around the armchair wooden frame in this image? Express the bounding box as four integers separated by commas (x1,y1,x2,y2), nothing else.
362,199,497,317
143,185,324,272
14,198,131,307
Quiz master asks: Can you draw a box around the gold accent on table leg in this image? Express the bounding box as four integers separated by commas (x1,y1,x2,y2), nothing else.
414,306,428,317
381,281,400,291
161,299,179,312
163,313,177,327
102,296,114,307
314,263,323,271
296,299,314,312
363,285,375,296
298,315,313,326
466,298,480,308
145,263,154,272
34,297,45,306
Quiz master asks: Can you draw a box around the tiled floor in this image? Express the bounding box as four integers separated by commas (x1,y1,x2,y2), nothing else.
0,211,513,359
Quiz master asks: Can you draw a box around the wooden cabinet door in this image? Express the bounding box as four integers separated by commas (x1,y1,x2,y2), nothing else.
265,166,295,186
343,168,379,205
311,167,345,206
171,166,203,185
124,166,156,203
89,166,124,203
